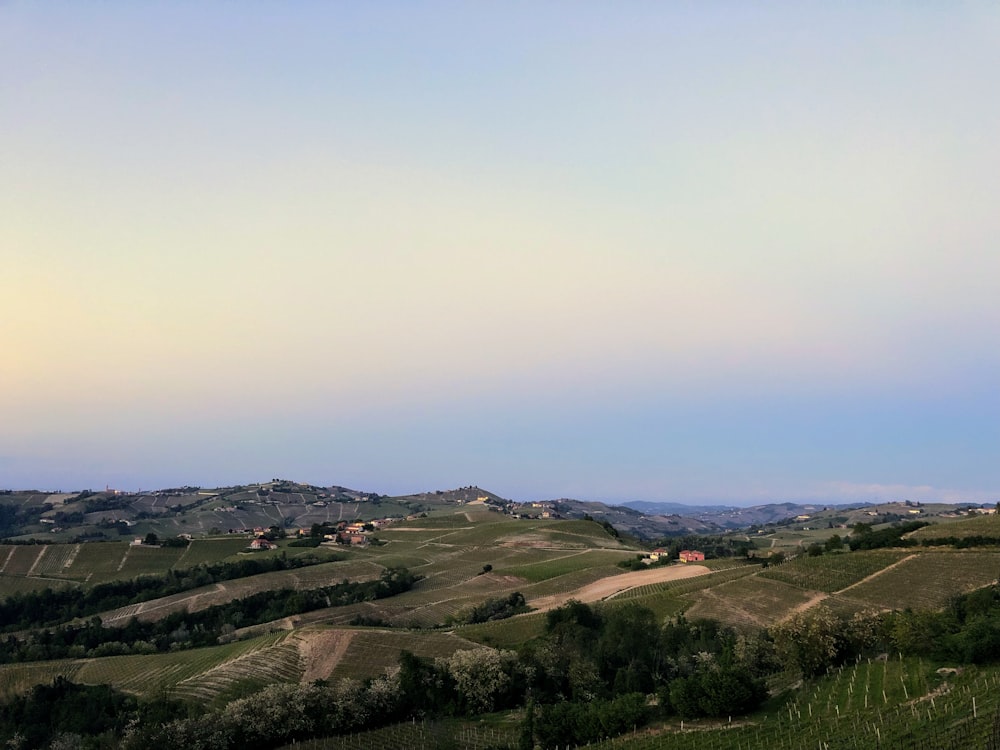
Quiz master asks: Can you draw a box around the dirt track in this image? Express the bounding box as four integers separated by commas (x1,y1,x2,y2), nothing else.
529,564,711,612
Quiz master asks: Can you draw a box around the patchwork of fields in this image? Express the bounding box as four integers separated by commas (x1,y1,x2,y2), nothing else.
3,505,1000,715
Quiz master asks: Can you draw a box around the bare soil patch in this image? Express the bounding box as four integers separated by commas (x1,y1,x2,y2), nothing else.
298,629,356,682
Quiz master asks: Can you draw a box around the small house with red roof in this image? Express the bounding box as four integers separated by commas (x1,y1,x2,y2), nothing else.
678,550,705,563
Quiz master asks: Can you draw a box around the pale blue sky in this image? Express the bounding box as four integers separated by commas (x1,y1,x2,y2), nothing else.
3,3,999,502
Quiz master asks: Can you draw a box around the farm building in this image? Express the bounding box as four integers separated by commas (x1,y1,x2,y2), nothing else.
678,550,705,563
249,538,277,551
649,548,668,561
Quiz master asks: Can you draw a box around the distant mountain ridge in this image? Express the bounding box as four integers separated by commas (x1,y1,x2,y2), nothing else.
2,480,980,544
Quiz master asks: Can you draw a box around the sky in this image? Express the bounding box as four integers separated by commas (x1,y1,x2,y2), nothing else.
3,3,999,504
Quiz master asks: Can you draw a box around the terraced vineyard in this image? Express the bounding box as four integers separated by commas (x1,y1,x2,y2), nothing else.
759,550,909,592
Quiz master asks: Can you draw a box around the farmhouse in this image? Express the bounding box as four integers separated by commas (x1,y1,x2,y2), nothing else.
249,538,277,551
649,548,668,561
678,550,705,563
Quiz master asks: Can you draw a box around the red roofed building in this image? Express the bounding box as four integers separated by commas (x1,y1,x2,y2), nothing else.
678,550,705,563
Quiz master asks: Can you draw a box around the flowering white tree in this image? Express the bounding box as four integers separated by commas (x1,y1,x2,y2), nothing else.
438,647,518,714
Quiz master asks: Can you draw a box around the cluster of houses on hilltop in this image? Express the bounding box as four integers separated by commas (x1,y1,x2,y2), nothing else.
486,500,561,519
242,518,402,550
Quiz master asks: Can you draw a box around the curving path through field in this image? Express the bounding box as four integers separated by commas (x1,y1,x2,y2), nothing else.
528,564,711,613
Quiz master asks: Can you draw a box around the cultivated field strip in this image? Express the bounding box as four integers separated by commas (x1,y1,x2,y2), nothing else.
116,545,186,577
63,542,129,582
67,631,294,700
456,611,548,647
181,537,260,564
330,630,479,680
759,550,910,593
683,575,817,629
172,633,304,702
908,512,1000,540
0,660,83,699
610,565,758,602
812,593,882,619
844,551,1000,611
518,565,628,598
1,546,45,576
0,573,79,598
501,549,633,582
100,558,385,624
30,543,79,577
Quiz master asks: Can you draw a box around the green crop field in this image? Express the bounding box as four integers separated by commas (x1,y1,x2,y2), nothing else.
517,565,627,598
759,550,910,592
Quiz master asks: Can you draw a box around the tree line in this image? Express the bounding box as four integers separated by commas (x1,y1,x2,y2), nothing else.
0,552,341,632
0,567,418,662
